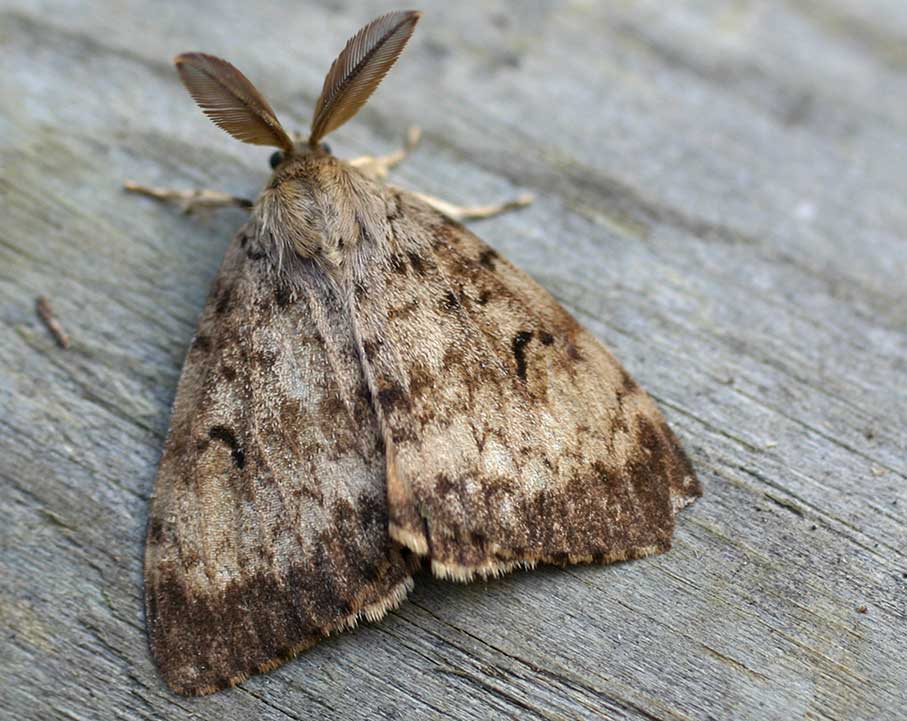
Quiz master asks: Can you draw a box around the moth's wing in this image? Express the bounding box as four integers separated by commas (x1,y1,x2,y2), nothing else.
351,190,701,580
145,226,414,695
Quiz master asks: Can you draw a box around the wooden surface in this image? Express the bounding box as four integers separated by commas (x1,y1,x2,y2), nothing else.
2,1,906,719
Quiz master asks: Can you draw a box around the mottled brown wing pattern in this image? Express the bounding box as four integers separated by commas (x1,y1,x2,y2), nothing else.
349,189,701,580
144,224,414,695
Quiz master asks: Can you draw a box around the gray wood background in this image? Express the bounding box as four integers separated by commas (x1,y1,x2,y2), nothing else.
2,1,905,719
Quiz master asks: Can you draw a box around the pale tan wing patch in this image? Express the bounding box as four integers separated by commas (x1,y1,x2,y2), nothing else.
349,189,701,581
144,224,414,695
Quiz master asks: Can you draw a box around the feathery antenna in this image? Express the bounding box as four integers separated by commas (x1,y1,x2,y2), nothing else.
309,10,421,145
175,53,294,151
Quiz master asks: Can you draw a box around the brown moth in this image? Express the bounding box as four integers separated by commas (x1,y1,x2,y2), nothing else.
134,9,701,696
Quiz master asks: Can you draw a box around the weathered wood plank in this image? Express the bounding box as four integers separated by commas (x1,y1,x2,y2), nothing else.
1,1,905,719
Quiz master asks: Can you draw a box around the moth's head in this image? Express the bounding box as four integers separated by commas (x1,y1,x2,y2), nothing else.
173,10,420,188
255,144,371,264
267,143,329,172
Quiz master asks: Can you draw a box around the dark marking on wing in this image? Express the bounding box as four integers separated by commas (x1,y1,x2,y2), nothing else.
378,384,406,409
478,248,499,270
191,334,211,353
625,417,676,522
246,248,267,261
362,338,383,361
511,331,533,382
149,534,404,695
147,516,165,545
215,286,232,315
208,425,245,469
434,473,456,498
279,398,304,428
275,284,293,308
390,254,408,274
317,392,347,421
407,251,428,275
357,491,386,533
406,363,434,398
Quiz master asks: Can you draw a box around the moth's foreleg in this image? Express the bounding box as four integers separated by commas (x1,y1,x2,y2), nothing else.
348,127,532,220
123,181,253,214
410,191,534,222
348,126,422,180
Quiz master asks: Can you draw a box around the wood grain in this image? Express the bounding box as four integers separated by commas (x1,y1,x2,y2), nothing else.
1,1,905,719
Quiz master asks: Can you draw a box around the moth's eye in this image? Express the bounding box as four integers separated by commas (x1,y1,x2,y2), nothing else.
269,150,283,169
320,142,332,154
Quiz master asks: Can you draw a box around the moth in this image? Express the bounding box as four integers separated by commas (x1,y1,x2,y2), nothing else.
130,10,701,696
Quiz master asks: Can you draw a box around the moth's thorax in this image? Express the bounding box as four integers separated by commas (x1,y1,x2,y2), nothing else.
254,150,386,269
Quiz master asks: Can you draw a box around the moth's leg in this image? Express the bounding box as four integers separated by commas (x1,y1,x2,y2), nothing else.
349,128,532,220
123,181,253,214
410,191,534,222
348,126,422,180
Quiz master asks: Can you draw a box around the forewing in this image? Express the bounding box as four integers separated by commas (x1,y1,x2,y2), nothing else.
350,190,701,580
145,225,413,695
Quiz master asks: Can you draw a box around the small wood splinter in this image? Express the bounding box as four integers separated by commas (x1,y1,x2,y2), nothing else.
35,296,70,349
131,9,701,697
